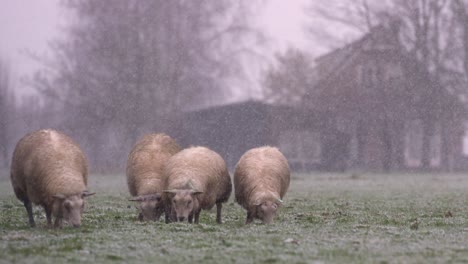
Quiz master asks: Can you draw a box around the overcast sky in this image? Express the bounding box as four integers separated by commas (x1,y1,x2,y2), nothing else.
260,0,309,51
0,0,311,96
0,0,62,81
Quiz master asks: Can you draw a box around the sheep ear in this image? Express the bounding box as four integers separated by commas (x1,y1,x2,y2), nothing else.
190,190,203,196
146,194,161,201
129,194,161,202
82,191,96,198
163,190,177,198
254,199,262,206
129,196,144,202
53,194,66,200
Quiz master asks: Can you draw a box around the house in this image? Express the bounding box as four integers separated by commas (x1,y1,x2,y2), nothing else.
178,100,321,171
301,22,467,171
178,23,466,172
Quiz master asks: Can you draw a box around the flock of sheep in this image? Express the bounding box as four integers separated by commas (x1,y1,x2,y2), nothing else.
9,129,291,228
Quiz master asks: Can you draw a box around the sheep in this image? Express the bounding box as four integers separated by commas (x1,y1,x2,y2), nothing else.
234,146,290,224
126,133,181,221
10,129,95,228
163,146,232,224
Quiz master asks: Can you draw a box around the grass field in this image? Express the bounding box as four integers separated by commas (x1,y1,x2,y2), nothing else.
0,172,467,263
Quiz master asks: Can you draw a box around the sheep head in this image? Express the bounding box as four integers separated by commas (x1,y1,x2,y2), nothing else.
164,189,202,222
254,197,282,224
52,191,95,228
129,194,162,221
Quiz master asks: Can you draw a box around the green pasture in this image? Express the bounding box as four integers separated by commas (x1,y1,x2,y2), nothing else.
0,172,467,263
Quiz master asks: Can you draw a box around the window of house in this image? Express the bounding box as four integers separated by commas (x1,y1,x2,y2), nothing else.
404,120,423,167
364,66,374,87
375,64,384,82
349,133,359,163
355,64,363,85
404,120,442,168
385,63,402,81
463,122,468,156
430,123,441,167
361,61,379,87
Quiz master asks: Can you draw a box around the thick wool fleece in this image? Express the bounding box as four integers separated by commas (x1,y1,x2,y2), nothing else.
126,133,181,196
234,146,290,211
164,146,232,210
11,129,88,207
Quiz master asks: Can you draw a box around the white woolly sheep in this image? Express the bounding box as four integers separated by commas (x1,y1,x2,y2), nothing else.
163,146,232,224
10,129,95,228
234,146,290,224
126,133,181,221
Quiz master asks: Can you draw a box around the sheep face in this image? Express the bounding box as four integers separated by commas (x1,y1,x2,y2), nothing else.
256,200,279,224
129,194,162,221
167,190,201,222
52,191,95,228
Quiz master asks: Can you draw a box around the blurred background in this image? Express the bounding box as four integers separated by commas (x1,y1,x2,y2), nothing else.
1,0,468,174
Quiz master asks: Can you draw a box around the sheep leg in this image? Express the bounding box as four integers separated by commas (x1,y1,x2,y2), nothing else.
194,210,201,224
245,210,254,224
155,207,164,222
23,198,35,227
165,205,174,223
188,213,193,223
54,217,62,228
138,212,143,221
216,203,222,224
164,207,170,223
44,205,52,227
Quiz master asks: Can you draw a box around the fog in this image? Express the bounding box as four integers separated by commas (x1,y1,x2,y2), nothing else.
1,0,467,173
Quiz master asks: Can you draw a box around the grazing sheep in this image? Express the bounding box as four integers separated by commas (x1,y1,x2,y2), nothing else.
126,133,181,221
234,146,290,224
10,129,94,228
163,146,232,224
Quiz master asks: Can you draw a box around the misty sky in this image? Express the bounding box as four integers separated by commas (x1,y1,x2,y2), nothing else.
1,1,467,156
0,0,62,81
0,0,310,96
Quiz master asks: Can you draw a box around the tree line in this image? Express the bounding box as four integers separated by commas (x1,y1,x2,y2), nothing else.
266,0,468,104
263,0,468,171
2,0,468,172
0,0,261,171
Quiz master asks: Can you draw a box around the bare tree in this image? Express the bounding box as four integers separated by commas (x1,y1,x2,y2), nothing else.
0,59,15,169
306,0,379,50
31,0,261,170
263,48,315,105
308,0,454,74
307,0,464,171
387,0,454,169
452,0,468,77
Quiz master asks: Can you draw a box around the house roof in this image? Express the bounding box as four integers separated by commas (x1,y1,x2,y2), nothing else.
314,24,402,86
309,23,467,118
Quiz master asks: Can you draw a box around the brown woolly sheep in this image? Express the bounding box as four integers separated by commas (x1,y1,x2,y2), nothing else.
126,133,181,221
10,129,95,228
163,146,232,224
234,146,290,224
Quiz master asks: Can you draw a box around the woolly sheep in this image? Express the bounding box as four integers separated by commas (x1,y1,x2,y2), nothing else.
10,129,95,228
126,133,181,221
234,146,290,224
163,146,232,224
